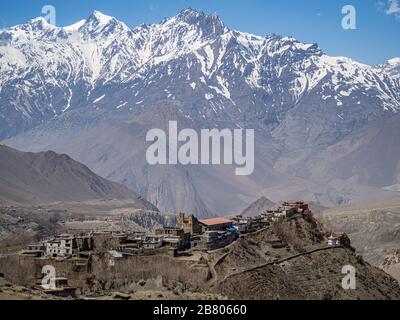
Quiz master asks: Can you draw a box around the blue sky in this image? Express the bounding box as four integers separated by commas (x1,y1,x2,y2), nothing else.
0,0,399,65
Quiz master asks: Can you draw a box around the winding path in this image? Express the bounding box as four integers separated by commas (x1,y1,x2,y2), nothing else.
210,245,344,285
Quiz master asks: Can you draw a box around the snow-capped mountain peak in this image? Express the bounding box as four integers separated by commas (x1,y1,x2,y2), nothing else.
79,11,130,39
374,57,400,80
90,10,114,24
177,8,223,23
164,7,226,37
176,8,218,21
20,16,56,33
387,57,400,66
28,16,53,28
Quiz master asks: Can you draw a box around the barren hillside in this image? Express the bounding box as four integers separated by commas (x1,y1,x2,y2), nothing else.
0,145,158,212
320,197,400,283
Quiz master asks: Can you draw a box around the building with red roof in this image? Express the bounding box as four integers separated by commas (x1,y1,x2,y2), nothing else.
199,217,233,232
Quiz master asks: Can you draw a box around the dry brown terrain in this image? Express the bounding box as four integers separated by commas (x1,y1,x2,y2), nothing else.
0,145,157,212
320,197,400,283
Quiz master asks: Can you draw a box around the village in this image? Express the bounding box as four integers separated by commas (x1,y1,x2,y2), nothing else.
17,201,349,297
22,202,308,258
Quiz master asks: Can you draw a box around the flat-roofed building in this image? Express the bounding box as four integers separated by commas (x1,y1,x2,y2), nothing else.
22,244,46,257
155,227,191,250
142,235,163,250
199,217,233,232
45,235,77,259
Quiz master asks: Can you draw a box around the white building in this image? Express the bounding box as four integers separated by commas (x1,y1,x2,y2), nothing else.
327,235,339,247
45,236,75,258
142,236,163,249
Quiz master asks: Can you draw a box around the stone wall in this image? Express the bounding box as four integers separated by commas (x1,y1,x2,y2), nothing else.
0,252,210,295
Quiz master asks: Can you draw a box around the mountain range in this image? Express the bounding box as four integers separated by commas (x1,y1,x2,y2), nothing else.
1,8,399,216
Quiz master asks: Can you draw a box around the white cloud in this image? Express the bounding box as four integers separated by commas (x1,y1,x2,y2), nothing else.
386,0,400,16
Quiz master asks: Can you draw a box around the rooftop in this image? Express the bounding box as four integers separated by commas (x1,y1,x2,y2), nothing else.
199,217,232,226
